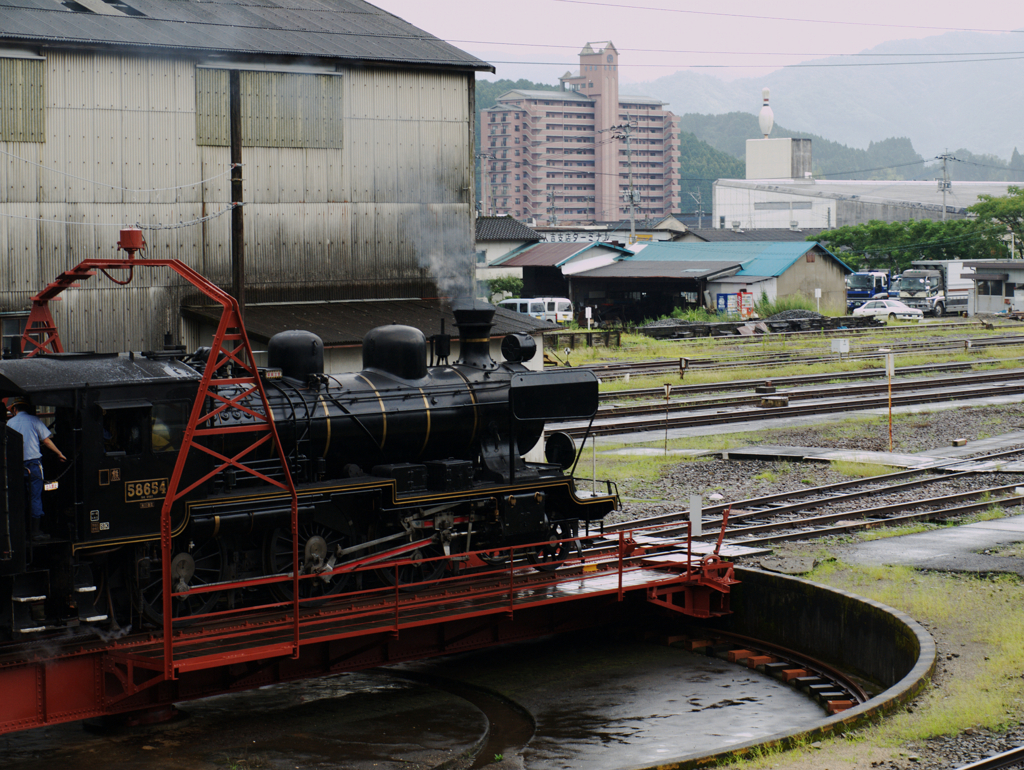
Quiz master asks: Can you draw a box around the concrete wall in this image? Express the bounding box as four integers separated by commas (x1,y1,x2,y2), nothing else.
745,138,795,181
709,568,934,716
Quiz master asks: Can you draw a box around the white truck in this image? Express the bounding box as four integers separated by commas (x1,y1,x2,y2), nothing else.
899,260,974,317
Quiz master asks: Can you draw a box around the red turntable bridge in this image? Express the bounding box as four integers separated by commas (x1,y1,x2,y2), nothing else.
0,526,738,735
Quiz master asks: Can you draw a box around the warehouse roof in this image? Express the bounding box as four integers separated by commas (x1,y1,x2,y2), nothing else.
493,241,632,268
635,241,851,276
576,241,851,278
571,260,741,281
716,179,1014,216
0,0,492,71
182,299,554,347
687,228,827,243
475,216,542,243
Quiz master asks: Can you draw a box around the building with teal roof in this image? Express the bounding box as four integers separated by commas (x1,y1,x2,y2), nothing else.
569,241,852,322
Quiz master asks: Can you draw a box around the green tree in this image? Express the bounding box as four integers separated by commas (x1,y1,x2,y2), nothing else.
969,185,1024,255
811,218,1006,273
676,132,745,213
486,275,523,300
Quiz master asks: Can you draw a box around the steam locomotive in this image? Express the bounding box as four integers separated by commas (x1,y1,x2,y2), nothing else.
0,304,618,638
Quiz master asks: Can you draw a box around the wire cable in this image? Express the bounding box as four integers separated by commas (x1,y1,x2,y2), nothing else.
0,203,242,229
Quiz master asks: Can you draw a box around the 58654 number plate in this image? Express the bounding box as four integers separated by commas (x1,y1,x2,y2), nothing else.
125,478,168,503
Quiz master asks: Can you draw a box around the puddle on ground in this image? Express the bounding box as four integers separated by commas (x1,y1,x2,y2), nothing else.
1,632,826,769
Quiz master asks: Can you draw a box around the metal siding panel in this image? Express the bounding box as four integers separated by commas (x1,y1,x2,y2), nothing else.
418,121,443,203
121,107,151,207
195,68,229,147
148,58,175,113
417,72,442,122
372,69,398,122
201,145,230,204
350,71,373,120
94,107,122,205
441,73,468,124
38,103,64,203
396,71,419,122
248,146,279,204
5,140,39,204
249,202,280,283
66,103,95,203
278,147,304,204
373,117,397,204
62,202,96,265
303,148,328,204
351,202,375,281
93,54,120,111
442,121,469,206
395,122,420,203
7,202,40,293
121,57,149,113
348,119,374,203
174,59,194,115
0,59,45,142
148,109,177,206
200,190,231,282
45,53,65,110
36,203,67,283
326,202,351,283
175,111,201,204
375,202,400,280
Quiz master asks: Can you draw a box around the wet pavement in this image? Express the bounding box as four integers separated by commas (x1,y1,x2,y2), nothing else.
841,514,1024,576
0,633,826,770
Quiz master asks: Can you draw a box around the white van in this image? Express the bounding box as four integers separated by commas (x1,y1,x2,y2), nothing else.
498,297,573,325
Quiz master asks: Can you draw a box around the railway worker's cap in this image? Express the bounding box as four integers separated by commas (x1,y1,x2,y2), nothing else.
4,395,30,411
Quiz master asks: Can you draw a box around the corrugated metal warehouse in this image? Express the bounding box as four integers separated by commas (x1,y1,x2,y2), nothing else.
0,0,492,355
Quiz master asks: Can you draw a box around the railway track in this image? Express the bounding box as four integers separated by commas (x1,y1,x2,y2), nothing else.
956,745,1024,770
555,369,1024,437
599,447,1024,548
574,330,1024,381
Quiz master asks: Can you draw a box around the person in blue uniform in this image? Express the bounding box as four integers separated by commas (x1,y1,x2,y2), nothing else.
6,396,66,542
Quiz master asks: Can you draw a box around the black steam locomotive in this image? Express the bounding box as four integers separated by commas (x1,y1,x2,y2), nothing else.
0,304,618,638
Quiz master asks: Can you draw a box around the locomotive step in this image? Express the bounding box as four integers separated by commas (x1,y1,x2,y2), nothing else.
12,595,46,603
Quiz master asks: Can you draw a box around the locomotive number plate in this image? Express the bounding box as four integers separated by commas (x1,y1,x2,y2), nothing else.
125,477,169,503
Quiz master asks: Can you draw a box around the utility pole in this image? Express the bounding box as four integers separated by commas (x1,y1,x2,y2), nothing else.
689,191,703,230
937,150,953,222
612,121,639,242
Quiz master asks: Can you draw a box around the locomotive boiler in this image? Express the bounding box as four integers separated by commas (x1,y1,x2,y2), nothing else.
0,303,618,638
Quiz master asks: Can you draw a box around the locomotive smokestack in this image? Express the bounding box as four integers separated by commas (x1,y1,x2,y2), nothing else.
452,299,497,370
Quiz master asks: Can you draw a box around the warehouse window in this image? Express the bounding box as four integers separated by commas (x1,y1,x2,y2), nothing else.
196,69,343,149
0,313,29,358
0,58,45,142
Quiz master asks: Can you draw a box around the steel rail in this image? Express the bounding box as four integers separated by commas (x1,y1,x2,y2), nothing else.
558,377,1024,437
596,370,1024,419
953,745,1024,770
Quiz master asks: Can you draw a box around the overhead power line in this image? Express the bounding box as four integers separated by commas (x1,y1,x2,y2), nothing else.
550,0,1024,35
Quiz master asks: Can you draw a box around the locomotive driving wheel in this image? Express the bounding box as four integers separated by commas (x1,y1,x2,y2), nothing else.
264,521,352,603
526,521,580,572
375,534,447,590
136,538,228,626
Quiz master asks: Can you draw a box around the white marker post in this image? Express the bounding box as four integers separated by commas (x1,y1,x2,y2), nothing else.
689,494,703,539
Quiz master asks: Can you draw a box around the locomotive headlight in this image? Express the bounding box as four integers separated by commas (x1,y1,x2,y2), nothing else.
501,333,537,364
44,480,59,492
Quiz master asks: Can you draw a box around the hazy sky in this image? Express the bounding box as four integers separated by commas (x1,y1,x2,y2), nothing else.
371,0,1024,83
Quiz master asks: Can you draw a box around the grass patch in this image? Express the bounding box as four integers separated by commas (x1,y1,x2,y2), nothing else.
804,564,1024,743
829,460,901,478
856,523,934,541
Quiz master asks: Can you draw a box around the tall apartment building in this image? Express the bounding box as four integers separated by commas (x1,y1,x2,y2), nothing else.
481,42,681,225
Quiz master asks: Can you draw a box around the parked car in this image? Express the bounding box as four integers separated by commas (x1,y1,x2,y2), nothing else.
497,297,573,324
852,299,924,322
